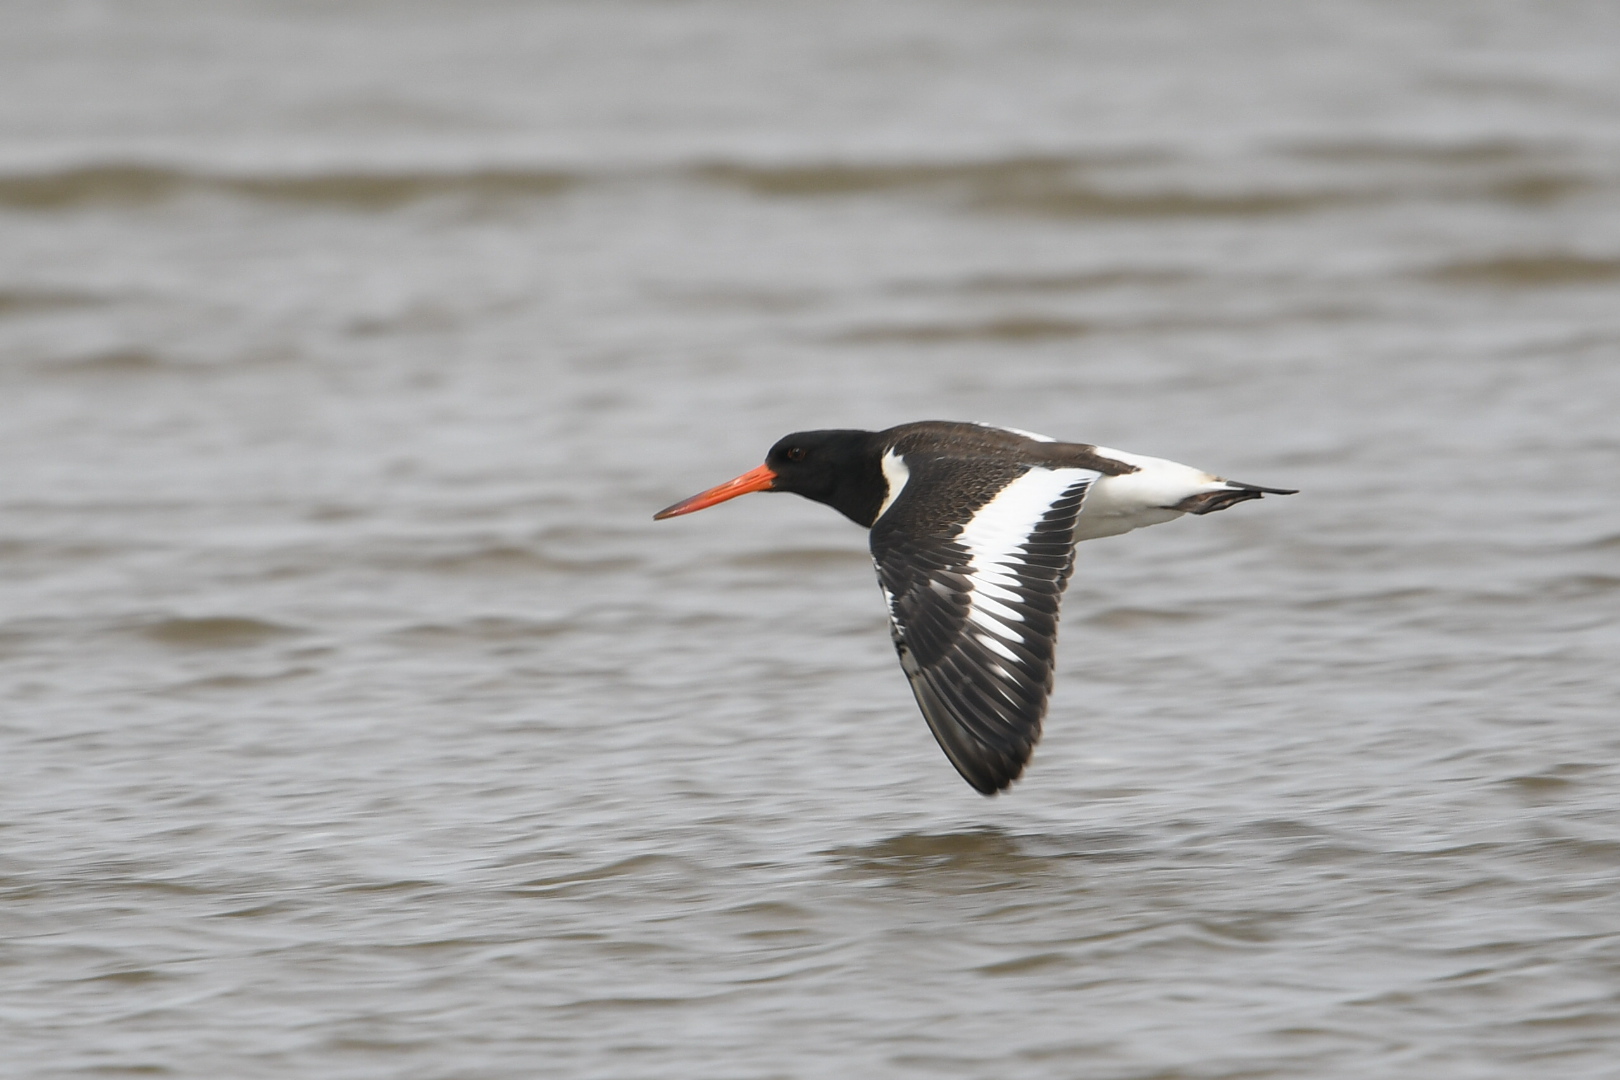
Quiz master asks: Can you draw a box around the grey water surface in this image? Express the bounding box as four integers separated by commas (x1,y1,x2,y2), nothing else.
3,2,1620,1077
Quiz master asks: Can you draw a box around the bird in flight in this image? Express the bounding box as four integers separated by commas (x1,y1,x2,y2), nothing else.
654,421,1295,795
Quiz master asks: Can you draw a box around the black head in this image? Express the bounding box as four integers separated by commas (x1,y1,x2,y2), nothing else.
761,429,887,526
653,428,886,527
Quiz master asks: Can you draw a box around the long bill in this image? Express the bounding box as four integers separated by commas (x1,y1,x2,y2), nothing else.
653,463,778,520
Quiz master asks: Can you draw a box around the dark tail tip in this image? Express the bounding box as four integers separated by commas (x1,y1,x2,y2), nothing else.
1176,481,1298,515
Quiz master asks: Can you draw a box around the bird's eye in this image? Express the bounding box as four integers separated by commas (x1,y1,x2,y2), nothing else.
785,447,806,461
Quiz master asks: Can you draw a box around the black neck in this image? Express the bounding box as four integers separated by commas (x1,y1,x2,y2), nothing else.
767,429,889,528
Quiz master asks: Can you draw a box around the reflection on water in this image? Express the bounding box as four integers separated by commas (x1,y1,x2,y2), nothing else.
828,827,1148,881
3,1,1620,1078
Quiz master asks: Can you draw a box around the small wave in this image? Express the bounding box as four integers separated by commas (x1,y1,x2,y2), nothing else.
76,968,173,986
698,150,1606,216
976,951,1073,976
1515,835,1620,868
1425,253,1620,287
835,315,1093,344
720,899,818,922
690,153,1152,196
651,284,823,313
1481,172,1593,205
414,544,633,576
693,154,1361,218
1541,572,1620,598
978,184,1356,218
1578,532,1620,551
1498,763,1596,800
1300,586,1439,611
1284,137,1554,166
508,853,700,895
388,616,569,644
133,616,301,648
346,303,464,337
7,153,1595,219
41,348,173,376
1282,139,1599,205
1082,606,1203,629
0,288,105,317
333,878,446,895
0,163,580,211
729,547,869,571
168,668,318,692
0,537,121,561
1192,915,1288,945
893,268,1195,295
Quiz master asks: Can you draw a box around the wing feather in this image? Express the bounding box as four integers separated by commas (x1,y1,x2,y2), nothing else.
871,459,1096,794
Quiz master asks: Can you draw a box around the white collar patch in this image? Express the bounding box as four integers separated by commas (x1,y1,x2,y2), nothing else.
877,449,910,520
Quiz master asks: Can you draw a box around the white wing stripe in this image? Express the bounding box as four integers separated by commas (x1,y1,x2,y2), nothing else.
959,461,1093,541
968,606,1022,641
971,578,1024,603
973,566,1023,590
970,591,1025,624
954,466,1095,658
979,634,1021,662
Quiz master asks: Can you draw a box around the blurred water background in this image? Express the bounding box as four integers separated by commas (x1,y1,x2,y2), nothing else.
3,2,1620,1077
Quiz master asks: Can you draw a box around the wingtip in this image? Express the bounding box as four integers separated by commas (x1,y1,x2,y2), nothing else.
958,766,1020,796
902,665,1034,795
962,761,1022,796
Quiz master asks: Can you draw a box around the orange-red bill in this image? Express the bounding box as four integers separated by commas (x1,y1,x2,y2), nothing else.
653,463,778,520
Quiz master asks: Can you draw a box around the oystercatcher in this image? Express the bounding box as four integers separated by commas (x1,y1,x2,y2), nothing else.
654,421,1294,795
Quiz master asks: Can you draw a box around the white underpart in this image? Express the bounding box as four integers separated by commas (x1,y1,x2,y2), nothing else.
974,421,1055,442
1075,445,1237,541
955,465,1097,656
877,449,910,520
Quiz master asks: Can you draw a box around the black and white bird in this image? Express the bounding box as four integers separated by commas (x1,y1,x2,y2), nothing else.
654,420,1295,795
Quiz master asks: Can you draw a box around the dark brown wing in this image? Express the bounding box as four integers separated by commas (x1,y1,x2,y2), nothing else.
869,457,1097,794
